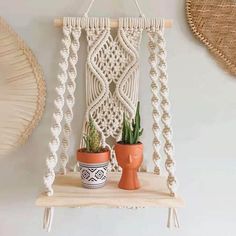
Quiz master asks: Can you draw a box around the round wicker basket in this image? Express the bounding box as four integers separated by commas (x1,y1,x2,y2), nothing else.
186,0,236,75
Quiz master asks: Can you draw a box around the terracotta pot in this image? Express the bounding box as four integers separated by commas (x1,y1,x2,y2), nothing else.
114,142,143,190
77,148,110,189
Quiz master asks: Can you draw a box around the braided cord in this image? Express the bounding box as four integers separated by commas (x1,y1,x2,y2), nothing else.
43,21,71,196
157,24,177,196
147,29,161,175
60,19,81,174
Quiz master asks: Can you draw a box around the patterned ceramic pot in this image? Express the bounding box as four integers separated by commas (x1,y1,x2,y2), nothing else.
77,148,110,189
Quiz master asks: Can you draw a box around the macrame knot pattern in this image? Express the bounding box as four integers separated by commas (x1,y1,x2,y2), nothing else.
81,17,144,171
44,18,82,196
146,19,177,196
60,18,81,175
146,19,162,176
43,17,178,198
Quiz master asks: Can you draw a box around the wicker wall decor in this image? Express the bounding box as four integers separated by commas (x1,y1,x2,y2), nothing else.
186,0,236,75
0,17,46,157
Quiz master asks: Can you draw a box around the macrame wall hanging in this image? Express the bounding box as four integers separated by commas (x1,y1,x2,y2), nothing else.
36,0,184,232
186,0,236,76
0,17,46,157
82,17,144,172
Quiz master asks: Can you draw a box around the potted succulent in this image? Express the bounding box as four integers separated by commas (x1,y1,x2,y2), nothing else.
114,102,143,190
77,116,110,189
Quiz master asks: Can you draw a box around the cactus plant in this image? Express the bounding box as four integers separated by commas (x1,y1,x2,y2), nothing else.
83,116,102,153
121,102,143,144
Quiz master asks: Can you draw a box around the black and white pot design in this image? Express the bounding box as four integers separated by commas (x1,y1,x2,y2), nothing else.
79,161,109,188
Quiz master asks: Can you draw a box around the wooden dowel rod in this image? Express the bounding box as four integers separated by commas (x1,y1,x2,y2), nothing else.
53,18,173,28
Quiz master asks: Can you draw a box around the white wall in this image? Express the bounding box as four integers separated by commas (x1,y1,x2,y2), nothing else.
1,0,236,235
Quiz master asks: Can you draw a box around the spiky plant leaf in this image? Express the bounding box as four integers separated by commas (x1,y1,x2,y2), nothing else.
124,118,129,143
122,113,126,142
120,102,143,144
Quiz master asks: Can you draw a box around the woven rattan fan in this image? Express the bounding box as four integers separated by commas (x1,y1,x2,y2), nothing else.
0,17,46,157
186,0,236,75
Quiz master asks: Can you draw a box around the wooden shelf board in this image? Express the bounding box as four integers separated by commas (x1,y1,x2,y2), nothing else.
36,172,184,208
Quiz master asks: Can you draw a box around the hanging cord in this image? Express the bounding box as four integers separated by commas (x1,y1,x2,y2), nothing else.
133,0,145,17
43,207,54,232
157,19,178,196
83,0,95,17
146,19,162,175
83,0,145,18
43,17,72,196
60,18,81,174
167,208,180,228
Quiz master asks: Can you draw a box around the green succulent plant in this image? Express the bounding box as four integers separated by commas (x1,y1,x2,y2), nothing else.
83,116,102,153
121,101,143,144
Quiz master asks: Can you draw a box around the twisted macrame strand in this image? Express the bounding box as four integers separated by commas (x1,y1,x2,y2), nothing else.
146,20,161,175
44,18,72,196
60,19,81,174
157,22,177,196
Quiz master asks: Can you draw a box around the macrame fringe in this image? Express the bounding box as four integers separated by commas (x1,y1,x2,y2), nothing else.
43,207,54,232
167,208,180,228
55,17,169,31
0,17,46,156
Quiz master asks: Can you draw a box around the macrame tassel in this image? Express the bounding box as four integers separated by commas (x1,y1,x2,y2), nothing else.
167,208,180,228
43,207,54,232
60,18,81,174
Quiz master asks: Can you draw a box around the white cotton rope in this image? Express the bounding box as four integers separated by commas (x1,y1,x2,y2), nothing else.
167,207,172,228
44,17,82,195
83,0,145,18
146,19,178,196
81,17,144,171
60,18,81,174
173,208,180,228
167,208,180,228
147,19,162,175
43,207,54,232
157,21,178,197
